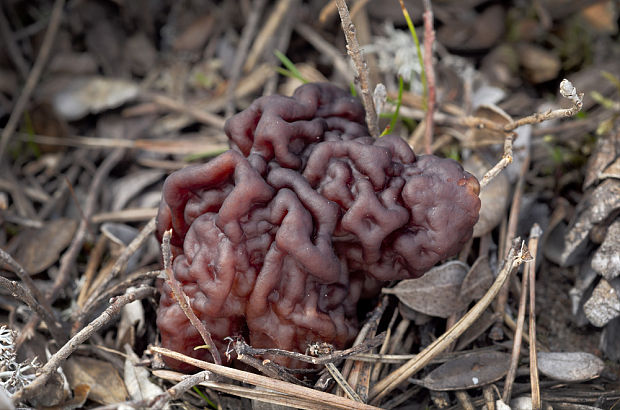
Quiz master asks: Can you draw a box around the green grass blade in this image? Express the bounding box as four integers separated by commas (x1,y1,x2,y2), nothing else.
380,76,404,137
274,50,307,83
399,0,427,109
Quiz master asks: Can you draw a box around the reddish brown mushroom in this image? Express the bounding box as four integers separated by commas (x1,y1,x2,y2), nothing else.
156,83,480,369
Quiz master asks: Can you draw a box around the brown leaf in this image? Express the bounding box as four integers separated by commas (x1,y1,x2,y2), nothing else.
173,13,215,52
537,352,605,382
15,218,78,274
517,43,561,84
414,351,511,391
456,309,501,351
383,261,469,318
52,77,140,121
465,154,510,238
581,1,618,34
64,356,128,405
460,256,494,302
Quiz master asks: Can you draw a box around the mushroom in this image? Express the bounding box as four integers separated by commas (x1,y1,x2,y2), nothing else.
156,82,480,369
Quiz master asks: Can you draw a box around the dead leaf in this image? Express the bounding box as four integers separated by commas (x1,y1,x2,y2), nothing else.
413,351,511,391
517,43,561,84
125,33,157,76
437,5,505,52
111,169,165,211
41,384,90,410
64,356,128,405
52,77,139,121
0,386,14,410
465,154,510,238
456,309,501,351
14,218,78,274
561,179,620,266
124,347,165,402
117,296,146,350
173,13,215,52
537,351,605,382
460,256,494,302
581,0,618,34
383,261,469,318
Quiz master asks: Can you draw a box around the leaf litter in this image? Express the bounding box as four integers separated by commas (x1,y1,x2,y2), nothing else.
0,0,619,408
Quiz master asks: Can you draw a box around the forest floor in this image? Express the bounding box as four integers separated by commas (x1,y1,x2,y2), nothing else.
0,0,619,408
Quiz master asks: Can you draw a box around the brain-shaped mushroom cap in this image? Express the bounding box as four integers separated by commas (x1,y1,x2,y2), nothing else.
156,83,480,369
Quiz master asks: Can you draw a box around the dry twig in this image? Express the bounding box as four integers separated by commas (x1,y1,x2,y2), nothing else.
151,346,381,410
161,229,221,365
528,224,543,410
473,79,583,189
11,286,157,404
0,247,65,342
502,222,536,402
232,332,385,365
335,0,379,137
326,362,363,402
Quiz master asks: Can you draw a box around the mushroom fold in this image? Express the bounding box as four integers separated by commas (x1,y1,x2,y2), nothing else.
156,83,481,369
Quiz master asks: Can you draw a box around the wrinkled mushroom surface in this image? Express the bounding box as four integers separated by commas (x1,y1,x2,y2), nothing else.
156,83,480,369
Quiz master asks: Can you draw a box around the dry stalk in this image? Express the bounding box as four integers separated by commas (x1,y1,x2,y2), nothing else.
455,390,475,410
475,79,582,189
369,240,530,405
528,224,543,410
0,276,64,342
232,332,385,365
146,92,226,129
340,296,387,395
243,0,290,73
492,153,531,337
162,229,221,365
226,0,267,116
422,0,436,155
326,362,363,402
151,346,381,410
0,248,65,342
153,369,357,410
334,0,379,137
295,23,352,82
502,223,539,402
